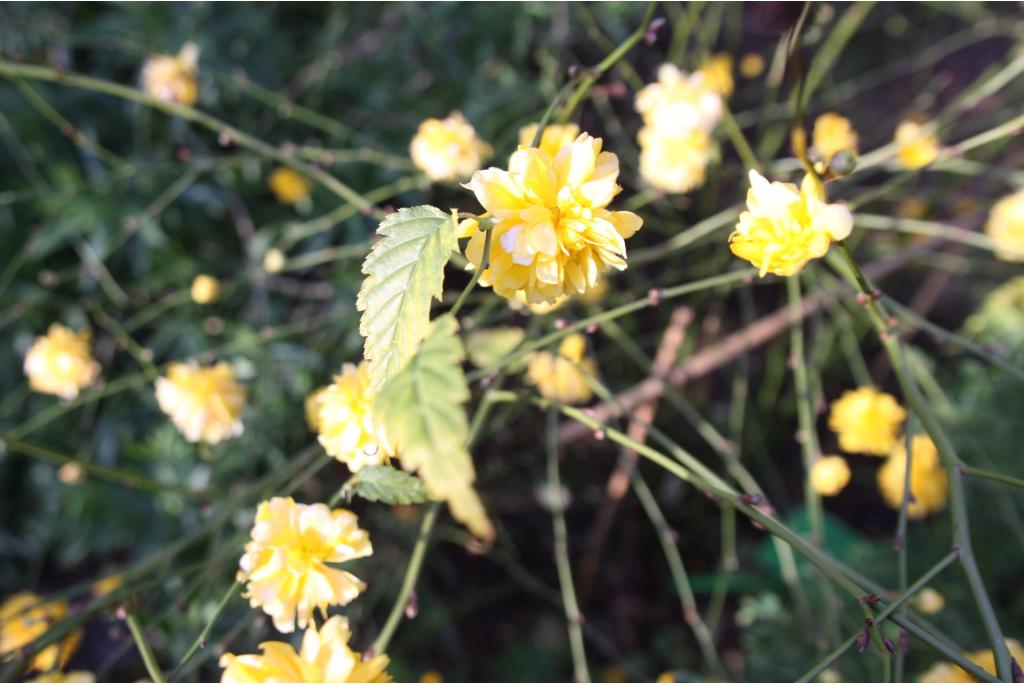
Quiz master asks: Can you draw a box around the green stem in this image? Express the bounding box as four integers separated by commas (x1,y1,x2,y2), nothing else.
0,60,378,215
450,225,493,318
834,242,1012,681
960,465,1024,490
125,609,167,683
558,2,657,122
895,415,914,682
371,502,440,656
546,407,591,683
169,580,241,681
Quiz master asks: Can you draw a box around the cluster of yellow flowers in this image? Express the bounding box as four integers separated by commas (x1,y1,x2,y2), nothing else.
141,43,200,106
0,593,82,676
820,386,949,516
633,58,728,193
410,111,492,182
919,638,1024,682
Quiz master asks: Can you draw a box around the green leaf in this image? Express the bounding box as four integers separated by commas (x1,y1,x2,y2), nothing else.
357,205,456,392
375,315,495,541
349,465,430,505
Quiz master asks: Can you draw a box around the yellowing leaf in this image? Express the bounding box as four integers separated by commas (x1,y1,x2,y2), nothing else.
375,315,495,542
465,327,526,370
357,206,456,392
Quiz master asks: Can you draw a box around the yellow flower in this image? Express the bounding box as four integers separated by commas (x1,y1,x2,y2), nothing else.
316,362,394,473
877,435,949,519
410,111,492,182
155,361,246,444
518,123,580,159
810,455,851,497
220,615,389,683
526,334,596,405
913,587,945,615
141,43,199,106
656,672,675,684
28,672,95,683
827,386,906,456
238,497,372,633
638,127,713,194
23,324,101,400
419,670,444,683
985,189,1024,262
919,639,1024,683
90,574,122,599
268,167,312,206
191,274,221,304
894,120,940,170
812,112,859,163
463,133,643,305
0,593,83,674
700,53,734,97
739,53,765,79
635,64,723,134
304,386,329,432
729,170,853,277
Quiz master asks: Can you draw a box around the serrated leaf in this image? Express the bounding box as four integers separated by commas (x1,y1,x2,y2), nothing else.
375,315,495,542
357,206,456,392
349,465,430,505
465,327,526,370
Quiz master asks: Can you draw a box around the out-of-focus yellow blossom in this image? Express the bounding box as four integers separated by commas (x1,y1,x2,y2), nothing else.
964,275,1024,345
141,43,199,106
191,274,221,304
656,672,676,684
24,325,101,401
419,670,444,683
827,387,906,456
526,333,596,405
578,277,609,305
410,111,491,182
635,64,723,134
57,463,84,484
919,639,1024,683
268,167,312,206
509,290,569,315
90,574,122,599
985,189,1024,262
220,615,389,683
739,53,765,78
638,127,714,194
263,247,287,273
894,120,940,170
304,386,329,432
518,123,580,159
700,53,734,97
316,362,394,473
237,497,372,633
812,112,859,163
810,455,852,496
914,587,945,615
155,362,246,444
729,170,853,277
877,435,949,519
464,133,642,305
28,672,96,683
0,593,83,674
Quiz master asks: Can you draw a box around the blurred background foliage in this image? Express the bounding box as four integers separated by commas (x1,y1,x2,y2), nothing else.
1,2,1023,682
